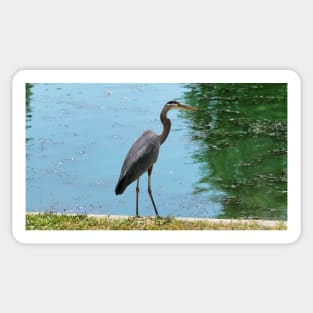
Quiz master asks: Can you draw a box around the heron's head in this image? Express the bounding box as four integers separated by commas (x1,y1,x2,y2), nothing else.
165,100,197,111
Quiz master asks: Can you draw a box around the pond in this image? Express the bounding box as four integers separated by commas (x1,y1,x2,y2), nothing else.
26,82,287,220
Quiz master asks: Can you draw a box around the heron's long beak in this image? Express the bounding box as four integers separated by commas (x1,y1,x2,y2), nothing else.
178,103,198,111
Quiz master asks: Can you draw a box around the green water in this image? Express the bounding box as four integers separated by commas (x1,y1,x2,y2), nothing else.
181,83,287,220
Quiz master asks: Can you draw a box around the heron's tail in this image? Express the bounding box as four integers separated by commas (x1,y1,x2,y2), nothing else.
115,176,128,195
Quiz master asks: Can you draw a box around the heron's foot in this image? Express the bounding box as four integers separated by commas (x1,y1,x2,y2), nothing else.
135,214,141,218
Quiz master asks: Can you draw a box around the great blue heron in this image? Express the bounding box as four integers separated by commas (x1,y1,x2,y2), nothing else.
115,100,197,217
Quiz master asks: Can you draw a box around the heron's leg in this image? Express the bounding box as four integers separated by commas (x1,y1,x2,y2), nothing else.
147,166,160,217
136,178,140,217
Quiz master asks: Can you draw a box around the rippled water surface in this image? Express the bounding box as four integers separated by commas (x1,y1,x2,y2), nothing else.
26,83,287,219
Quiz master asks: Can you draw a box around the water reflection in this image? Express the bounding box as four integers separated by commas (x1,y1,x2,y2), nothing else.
26,83,33,142
181,83,287,220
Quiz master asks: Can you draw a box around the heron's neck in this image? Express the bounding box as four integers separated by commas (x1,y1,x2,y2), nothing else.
159,106,171,145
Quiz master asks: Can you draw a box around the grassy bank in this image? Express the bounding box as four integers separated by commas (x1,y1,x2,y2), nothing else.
26,213,287,231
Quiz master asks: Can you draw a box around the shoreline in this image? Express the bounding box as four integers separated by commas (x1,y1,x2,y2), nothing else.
26,212,287,229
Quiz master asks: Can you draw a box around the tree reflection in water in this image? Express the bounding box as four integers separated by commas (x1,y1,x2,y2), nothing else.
181,83,287,220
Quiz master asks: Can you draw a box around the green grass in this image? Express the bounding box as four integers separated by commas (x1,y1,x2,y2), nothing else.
26,213,287,231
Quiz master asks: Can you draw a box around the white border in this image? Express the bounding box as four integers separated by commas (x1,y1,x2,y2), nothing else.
12,70,301,244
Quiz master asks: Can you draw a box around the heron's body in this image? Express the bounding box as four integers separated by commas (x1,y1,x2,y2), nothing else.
115,130,160,195
115,100,197,217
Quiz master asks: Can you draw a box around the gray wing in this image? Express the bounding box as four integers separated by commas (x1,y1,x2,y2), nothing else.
115,131,160,194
